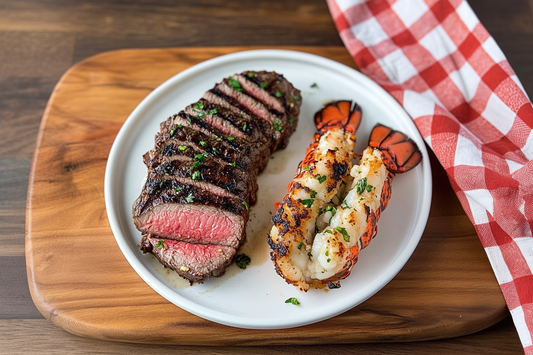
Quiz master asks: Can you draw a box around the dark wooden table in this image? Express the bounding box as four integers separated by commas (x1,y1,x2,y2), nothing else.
1,0,531,353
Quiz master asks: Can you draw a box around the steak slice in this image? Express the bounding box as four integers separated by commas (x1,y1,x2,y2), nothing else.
141,234,236,283
132,179,247,249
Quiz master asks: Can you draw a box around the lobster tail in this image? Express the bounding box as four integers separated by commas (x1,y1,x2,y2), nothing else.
368,124,422,174
314,100,362,134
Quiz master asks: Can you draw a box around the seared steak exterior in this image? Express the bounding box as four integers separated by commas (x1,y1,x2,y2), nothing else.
132,71,301,283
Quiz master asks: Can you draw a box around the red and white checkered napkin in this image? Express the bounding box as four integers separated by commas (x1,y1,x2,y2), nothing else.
327,0,533,351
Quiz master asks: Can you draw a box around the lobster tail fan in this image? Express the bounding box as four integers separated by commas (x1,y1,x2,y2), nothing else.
368,124,422,174
314,100,362,134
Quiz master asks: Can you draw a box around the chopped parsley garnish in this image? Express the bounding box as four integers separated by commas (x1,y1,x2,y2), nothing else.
199,141,207,147
310,190,317,198
310,82,318,88
326,205,333,211
177,124,183,128
325,229,333,234
318,208,323,215
229,161,236,167
212,147,219,154
285,297,300,305
288,118,295,124
327,258,331,263
187,118,191,125
242,124,247,131
301,199,314,208
169,128,175,135
273,119,283,131
275,91,282,98
242,201,248,210
247,72,255,78
174,186,183,192
294,95,300,100
367,184,373,192
185,193,194,203
194,102,204,109
194,153,206,161
316,175,327,184
325,250,329,256
178,145,188,151
260,82,268,88
297,241,304,250
192,171,201,180
227,136,235,141
356,177,368,194
336,226,350,242
342,200,350,209
209,108,218,115
228,76,243,92
218,249,223,253
234,254,251,269
155,239,165,249
303,165,310,170
193,161,201,168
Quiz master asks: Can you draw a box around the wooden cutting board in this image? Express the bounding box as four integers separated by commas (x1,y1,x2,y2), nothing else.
26,46,508,345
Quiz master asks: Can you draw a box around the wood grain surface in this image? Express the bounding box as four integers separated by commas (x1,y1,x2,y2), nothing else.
27,46,507,345
2,0,531,353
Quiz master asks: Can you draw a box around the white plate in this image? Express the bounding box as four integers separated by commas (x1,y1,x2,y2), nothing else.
104,49,432,330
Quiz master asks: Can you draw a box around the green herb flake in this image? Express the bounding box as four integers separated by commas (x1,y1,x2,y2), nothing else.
199,141,207,147
227,136,235,141
318,208,323,215
285,297,300,306
316,175,327,184
228,76,243,92
234,254,251,269
325,250,329,256
327,258,331,263
303,165,310,170
194,102,204,109
326,205,333,212
209,108,218,115
178,145,188,151
275,91,282,98
367,184,373,192
356,177,368,195
288,118,295,124
192,161,201,168
310,190,317,198
301,199,314,208
294,95,300,100
212,147,219,154
174,186,183,192
192,171,201,180
273,119,283,131
242,201,249,210
260,82,268,89
243,124,247,131
169,128,175,135
177,124,183,128
247,72,255,78
194,153,206,162
336,226,350,242
229,161,236,167
325,229,333,234
297,241,304,250
310,82,318,88
185,193,194,203
155,239,165,249
218,249,223,253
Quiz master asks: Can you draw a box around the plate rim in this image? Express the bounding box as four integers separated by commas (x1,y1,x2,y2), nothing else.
104,49,432,329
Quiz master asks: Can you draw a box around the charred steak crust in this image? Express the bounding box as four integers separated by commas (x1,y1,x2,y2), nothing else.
132,71,301,284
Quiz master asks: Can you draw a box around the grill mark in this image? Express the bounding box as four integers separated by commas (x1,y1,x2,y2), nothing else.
216,81,281,124
234,73,285,113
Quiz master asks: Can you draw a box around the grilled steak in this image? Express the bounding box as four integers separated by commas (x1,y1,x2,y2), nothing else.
132,71,301,283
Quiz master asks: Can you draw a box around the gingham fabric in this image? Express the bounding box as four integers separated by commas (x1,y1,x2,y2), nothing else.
327,0,533,351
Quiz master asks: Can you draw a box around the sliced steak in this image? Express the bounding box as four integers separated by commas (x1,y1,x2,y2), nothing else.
134,70,301,284
141,234,236,283
132,179,247,248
